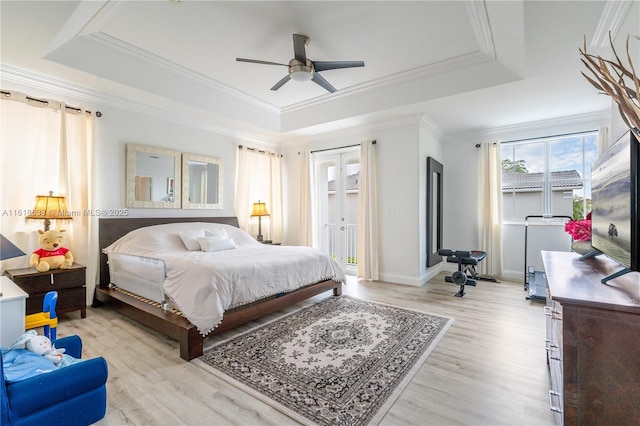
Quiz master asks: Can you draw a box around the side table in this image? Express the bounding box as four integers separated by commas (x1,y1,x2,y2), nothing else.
5,263,87,318
0,276,28,347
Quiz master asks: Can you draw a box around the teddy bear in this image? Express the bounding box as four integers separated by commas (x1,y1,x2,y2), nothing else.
8,330,82,368
30,229,74,272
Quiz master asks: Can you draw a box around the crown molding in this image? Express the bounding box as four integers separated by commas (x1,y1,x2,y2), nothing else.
280,113,429,146
0,64,282,147
591,0,634,47
420,115,445,140
444,109,610,143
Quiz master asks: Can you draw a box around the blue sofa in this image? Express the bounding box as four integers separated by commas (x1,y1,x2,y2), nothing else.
1,335,108,426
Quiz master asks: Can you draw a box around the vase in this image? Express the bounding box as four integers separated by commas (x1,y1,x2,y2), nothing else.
572,240,593,255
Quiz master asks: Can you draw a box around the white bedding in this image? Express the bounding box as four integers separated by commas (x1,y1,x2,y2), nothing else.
104,222,346,335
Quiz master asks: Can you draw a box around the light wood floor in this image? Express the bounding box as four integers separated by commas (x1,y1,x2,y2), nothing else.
57,273,555,426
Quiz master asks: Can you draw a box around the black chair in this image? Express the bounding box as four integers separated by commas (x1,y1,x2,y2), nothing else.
438,249,496,297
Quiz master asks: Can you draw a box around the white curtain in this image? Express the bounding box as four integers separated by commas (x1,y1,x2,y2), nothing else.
478,142,503,277
0,91,95,303
298,150,313,246
357,140,379,280
235,146,283,243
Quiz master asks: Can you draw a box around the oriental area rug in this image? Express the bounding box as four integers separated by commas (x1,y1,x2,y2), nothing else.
193,296,453,425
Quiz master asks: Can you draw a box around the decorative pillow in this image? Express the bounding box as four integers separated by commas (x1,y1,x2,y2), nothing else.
179,229,206,251
198,237,237,252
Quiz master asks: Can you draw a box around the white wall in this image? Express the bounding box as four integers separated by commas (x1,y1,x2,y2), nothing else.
283,115,443,286
93,105,239,218
443,111,610,281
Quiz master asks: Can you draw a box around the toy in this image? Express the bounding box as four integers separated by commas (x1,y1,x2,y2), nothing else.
8,330,81,368
30,229,74,272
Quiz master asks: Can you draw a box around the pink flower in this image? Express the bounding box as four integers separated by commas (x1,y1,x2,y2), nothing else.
565,214,592,241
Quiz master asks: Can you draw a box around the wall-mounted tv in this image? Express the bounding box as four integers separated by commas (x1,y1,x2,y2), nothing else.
590,129,639,283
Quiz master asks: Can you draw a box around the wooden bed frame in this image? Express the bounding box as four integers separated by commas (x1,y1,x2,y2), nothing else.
96,216,342,361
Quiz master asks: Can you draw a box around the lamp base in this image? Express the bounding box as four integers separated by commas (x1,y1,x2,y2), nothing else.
257,234,264,242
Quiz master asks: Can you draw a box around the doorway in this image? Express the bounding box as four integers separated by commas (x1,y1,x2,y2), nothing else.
313,147,360,274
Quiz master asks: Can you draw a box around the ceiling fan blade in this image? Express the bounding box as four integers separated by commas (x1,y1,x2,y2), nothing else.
313,61,365,72
236,58,289,67
292,34,308,63
311,73,336,93
270,75,291,91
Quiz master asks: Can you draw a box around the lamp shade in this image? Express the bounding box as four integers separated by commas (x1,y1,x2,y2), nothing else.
0,234,26,261
25,191,72,231
250,201,270,217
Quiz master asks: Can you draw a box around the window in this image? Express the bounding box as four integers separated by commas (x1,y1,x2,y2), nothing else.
501,131,598,221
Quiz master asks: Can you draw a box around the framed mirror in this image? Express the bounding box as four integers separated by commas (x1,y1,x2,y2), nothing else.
426,157,443,267
181,153,223,209
126,144,181,208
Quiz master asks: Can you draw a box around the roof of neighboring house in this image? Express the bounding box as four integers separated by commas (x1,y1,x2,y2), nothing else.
327,172,360,192
502,170,583,191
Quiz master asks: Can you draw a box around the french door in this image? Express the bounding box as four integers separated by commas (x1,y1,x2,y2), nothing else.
313,147,360,274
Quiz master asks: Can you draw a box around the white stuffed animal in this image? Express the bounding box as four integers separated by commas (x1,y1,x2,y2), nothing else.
9,330,66,365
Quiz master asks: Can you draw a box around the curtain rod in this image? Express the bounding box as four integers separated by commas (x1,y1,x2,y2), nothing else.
310,140,376,154
1,90,102,117
237,144,282,157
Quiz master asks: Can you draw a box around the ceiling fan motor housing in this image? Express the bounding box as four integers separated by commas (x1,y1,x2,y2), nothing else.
289,59,314,81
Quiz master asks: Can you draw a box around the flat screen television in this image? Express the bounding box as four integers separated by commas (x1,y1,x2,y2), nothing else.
589,129,639,283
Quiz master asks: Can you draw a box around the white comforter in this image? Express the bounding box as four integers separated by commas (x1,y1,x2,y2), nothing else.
103,222,345,336
162,245,345,335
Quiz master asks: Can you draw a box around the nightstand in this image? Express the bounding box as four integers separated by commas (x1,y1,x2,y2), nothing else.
5,263,86,318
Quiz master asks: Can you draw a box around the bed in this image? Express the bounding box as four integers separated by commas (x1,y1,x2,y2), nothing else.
96,217,344,360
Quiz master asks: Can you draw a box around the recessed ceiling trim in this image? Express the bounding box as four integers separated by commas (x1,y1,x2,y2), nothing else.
282,50,493,114
591,0,634,47
464,0,496,58
83,32,280,113
44,0,114,57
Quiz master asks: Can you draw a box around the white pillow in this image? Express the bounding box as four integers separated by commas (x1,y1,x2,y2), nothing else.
204,228,229,239
179,229,206,251
198,237,237,252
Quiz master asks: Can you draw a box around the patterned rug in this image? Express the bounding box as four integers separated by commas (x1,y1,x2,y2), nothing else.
194,296,452,425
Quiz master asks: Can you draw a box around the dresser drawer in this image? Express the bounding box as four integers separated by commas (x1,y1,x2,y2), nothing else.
12,269,85,293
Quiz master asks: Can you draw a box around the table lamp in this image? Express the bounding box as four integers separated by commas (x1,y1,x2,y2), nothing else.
25,191,73,231
250,201,270,242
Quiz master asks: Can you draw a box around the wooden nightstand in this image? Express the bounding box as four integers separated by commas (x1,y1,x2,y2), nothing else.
4,263,87,318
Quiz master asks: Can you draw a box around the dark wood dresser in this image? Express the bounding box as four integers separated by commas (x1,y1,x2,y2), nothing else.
542,251,640,425
4,263,87,318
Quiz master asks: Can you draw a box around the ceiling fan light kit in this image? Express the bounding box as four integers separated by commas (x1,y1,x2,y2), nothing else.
237,34,364,93
289,59,313,81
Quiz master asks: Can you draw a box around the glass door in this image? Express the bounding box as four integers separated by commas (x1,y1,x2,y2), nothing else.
313,147,360,274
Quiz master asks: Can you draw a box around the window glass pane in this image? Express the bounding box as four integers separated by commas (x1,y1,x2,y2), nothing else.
501,132,597,220
501,141,545,220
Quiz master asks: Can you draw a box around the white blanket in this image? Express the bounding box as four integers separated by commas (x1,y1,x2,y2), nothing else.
103,222,346,335
162,245,345,335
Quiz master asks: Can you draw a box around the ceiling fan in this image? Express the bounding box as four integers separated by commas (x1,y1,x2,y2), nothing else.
236,34,364,93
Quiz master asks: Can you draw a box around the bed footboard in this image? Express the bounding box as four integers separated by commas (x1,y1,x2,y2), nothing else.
96,279,342,361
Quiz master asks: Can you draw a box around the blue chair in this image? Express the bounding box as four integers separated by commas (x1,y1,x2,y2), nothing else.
24,291,58,341
1,335,108,426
